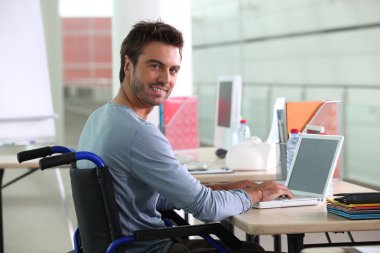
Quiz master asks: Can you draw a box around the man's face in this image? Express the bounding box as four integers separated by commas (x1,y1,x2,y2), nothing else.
127,41,181,107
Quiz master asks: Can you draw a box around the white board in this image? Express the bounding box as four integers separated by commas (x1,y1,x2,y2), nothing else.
0,0,55,145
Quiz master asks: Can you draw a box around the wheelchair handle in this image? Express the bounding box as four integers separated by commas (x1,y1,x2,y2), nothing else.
17,146,73,163
39,152,77,170
39,151,106,170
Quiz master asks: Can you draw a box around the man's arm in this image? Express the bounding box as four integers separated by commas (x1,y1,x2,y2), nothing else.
156,195,176,211
206,180,293,204
205,180,258,191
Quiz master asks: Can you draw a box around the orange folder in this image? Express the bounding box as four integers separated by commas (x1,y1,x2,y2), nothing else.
286,101,324,134
286,100,342,178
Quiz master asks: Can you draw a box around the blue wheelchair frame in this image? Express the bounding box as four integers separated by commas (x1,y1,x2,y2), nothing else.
18,147,242,253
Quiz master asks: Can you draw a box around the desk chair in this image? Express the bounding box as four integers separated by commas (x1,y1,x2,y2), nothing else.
23,148,242,253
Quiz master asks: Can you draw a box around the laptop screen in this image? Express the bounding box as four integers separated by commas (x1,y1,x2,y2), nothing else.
287,136,341,195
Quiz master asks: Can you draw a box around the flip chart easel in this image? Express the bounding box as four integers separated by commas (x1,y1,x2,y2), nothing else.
0,0,56,146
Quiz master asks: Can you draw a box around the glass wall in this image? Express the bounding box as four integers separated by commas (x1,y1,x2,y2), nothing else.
192,0,380,189
59,0,380,189
60,1,113,147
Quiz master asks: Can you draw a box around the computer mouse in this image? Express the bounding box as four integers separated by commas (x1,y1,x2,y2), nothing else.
215,148,228,159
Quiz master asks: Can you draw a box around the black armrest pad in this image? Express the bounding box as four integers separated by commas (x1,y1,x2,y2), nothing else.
134,223,242,249
159,210,190,226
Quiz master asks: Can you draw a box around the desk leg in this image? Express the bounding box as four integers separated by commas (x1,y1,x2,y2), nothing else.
273,234,282,252
0,169,4,253
1,169,37,189
287,233,304,253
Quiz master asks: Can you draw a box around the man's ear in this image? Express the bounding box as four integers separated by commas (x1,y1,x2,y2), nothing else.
124,55,133,74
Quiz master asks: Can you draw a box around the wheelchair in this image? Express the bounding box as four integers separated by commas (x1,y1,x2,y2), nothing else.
18,146,242,253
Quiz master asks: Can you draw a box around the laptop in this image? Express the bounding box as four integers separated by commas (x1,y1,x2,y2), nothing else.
254,134,344,209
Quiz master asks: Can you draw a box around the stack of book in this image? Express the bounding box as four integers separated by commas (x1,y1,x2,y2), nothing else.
327,192,380,220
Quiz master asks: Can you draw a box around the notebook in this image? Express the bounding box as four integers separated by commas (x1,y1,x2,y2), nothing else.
254,134,344,209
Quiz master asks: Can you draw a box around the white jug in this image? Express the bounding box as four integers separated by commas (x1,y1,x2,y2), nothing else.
225,137,276,171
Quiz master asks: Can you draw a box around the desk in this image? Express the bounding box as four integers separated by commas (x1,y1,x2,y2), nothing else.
175,147,277,183
0,155,73,253
226,181,380,253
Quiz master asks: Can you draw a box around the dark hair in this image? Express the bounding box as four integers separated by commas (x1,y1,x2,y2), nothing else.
119,20,184,83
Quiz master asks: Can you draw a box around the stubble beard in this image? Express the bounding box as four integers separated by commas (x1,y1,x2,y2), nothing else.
130,71,167,107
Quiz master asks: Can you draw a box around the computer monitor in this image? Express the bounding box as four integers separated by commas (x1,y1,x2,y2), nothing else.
214,76,242,149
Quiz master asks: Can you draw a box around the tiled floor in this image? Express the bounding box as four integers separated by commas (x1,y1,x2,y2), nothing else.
2,98,380,252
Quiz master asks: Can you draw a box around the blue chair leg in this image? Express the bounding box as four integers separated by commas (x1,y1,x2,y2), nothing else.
73,228,81,253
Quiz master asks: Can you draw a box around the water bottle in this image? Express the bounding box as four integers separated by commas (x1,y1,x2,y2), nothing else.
286,128,300,174
238,119,251,143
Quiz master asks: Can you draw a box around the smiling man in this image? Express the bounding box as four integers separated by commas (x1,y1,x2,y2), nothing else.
115,34,181,116
77,20,291,253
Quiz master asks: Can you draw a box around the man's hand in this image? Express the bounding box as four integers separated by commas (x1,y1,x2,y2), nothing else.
245,181,293,204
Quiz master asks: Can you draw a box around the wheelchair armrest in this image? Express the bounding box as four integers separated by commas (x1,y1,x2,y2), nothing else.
134,223,242,249
159,210,190,226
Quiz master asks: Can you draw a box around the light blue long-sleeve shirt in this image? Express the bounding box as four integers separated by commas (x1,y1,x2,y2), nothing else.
77,102,252,253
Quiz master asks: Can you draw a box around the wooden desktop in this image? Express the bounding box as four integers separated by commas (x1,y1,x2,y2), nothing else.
227,181,380,253
176,147,380,253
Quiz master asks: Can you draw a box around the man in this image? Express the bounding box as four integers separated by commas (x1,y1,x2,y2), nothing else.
78,20,292,253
